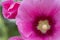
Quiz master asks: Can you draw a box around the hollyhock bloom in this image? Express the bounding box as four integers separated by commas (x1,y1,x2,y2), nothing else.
2,0,60,40
2,0,20,19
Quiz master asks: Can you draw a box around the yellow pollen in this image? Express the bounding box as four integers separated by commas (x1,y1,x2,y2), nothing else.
37,20,50,34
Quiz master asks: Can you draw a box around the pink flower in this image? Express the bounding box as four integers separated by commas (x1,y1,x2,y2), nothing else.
2,0,60,40
2,0,20,19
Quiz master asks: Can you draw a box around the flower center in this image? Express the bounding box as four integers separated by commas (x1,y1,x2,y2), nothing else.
37,20,50,34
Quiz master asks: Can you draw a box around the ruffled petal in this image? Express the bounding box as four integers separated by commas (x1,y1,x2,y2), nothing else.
38,0,59,16
16,20,34,38
53,11,60,28
23,0,54,16
9,36,23,40
16,0,41,22
47,10,60,40
2,1,20,19
52,29,60,40
28,0,60,16
24,37,42,40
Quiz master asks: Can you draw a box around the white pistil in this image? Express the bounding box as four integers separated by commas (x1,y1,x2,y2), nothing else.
37,20,50,34
42,25,48,30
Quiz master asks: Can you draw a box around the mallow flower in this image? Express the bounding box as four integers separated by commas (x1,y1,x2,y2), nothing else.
2,0,20,19
2,0,60,40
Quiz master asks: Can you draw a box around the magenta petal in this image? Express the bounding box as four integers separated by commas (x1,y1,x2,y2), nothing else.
16,20,33,38
52,29,60,40
9,36,23,40
2,1,20,19
16,0,41,21
24,37,42,40
2,1,13,9
38,0,58,16
53,11,60,24
48,11,60,40
48,26,60,40
53,11,60,28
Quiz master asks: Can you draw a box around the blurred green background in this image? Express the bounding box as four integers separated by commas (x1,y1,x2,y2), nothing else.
0,6,19,40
